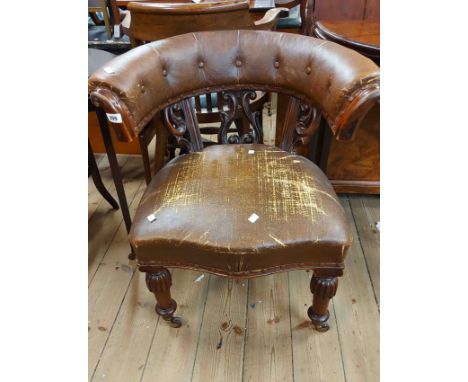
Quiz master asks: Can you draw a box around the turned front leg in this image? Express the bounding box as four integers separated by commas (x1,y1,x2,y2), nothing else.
307,269,341,332
145,268,182,328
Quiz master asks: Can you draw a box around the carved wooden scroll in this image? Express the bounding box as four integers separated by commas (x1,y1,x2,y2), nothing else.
163,90,319,154
163,99,203,153
280,97,321,153
218,90,263,145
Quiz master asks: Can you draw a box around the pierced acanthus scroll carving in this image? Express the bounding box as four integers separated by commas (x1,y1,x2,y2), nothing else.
163,90,322,154
163,99,204,153
218,90,263,145
281,97,321,153
295,103,321,145
163,102,194,152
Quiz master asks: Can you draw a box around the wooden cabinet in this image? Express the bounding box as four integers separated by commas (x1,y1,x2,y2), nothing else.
327,105,380,194
312,0,380,194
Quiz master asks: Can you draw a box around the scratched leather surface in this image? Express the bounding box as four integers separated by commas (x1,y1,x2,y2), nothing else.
130,144,351,274
88,30,379,141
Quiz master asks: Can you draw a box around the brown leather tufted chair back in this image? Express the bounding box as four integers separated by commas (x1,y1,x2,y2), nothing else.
89,30,379,146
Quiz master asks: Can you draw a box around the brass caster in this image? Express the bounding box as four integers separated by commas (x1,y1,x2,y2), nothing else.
164,316,182,328
307,306,330,333
313,323,329,332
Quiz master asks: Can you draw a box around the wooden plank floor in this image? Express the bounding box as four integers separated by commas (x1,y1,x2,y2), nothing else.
88,105,380,382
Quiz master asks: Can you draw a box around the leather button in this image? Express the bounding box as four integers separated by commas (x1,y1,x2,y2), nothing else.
274,61,280,68
198,61,204,68
306,67,311,74
236,60,242,67
162,69,168,76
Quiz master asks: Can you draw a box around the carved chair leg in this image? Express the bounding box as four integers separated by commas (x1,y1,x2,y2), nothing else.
307,269,341,332
145,268,182,328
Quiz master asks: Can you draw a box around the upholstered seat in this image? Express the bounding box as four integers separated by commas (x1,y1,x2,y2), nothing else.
89,30,379,331
130,144,351,275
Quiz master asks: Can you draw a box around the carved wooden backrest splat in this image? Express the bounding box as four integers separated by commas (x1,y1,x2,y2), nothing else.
163,89,321,155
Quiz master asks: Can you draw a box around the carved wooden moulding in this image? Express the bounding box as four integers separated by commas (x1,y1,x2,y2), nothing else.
163,89,321,155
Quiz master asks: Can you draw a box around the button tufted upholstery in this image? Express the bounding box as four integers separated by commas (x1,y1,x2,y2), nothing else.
88,30,380,331
88,30,379,143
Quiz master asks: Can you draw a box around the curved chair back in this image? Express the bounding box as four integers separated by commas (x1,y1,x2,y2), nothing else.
89,30,379,147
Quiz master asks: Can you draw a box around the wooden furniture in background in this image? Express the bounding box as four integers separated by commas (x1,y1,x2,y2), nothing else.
313,0,379,22
89,0,112,38
88,140,119,210
274,0,310,34
87,1,280,158
314,20,379,64
123,0,286,182
88,48,133,258
276,0,380,194
313,19,380,193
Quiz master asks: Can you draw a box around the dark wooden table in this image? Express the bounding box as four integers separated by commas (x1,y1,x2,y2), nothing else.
313,20,380,64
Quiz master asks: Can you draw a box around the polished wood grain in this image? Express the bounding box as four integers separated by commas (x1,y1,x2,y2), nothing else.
115,0,274,11
311,17,380,193
314,20,379,64
327,105,380,194
88,157,380,381
316,20,379,47
314,0,379,22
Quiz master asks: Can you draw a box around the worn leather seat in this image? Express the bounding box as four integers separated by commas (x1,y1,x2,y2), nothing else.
89,30,379,331
130,144,351,276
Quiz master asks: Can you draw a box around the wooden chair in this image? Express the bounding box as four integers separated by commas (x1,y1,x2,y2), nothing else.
89,48,133,236
88,0,112,38
275,0,309,35
88,140,119,210
89,30,379,332
122,0,288,184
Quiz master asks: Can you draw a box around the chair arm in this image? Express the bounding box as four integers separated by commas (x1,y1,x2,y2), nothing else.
254,8,289,30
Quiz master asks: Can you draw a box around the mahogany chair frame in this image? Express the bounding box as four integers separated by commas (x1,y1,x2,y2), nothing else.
89,30,380,331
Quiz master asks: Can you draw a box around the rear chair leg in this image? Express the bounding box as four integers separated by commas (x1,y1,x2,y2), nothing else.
145,268,182,328
307,269,341,332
